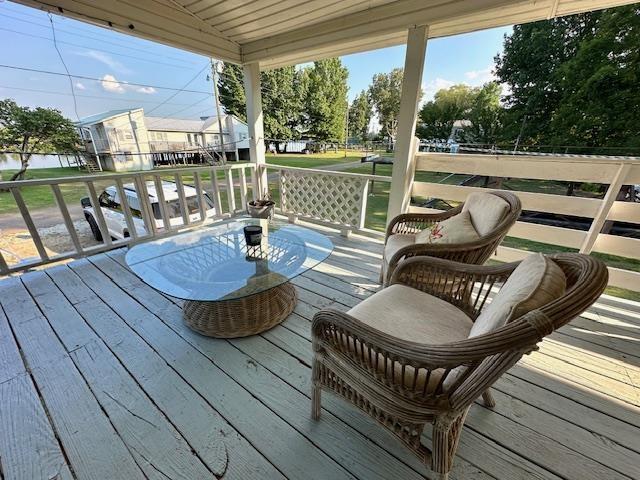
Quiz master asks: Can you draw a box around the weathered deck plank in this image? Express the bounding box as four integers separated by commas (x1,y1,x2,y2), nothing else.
0,307,73,480
0,277,146,480
22,270,222,480
45,264,284,480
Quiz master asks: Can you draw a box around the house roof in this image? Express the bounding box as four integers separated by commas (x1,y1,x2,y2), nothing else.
144,117,211,133
12,0,638,69
75,109,141,127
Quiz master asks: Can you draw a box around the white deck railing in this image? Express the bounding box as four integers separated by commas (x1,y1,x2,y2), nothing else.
267,165,390,236
0,163,258,275
411,152,640,291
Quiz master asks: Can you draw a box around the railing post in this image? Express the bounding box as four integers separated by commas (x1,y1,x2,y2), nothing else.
387,24,429,225
357,178,370,231
579,162,631,254
243,62,268,197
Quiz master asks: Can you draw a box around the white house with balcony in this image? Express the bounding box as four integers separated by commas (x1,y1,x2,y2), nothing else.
76,108,249,171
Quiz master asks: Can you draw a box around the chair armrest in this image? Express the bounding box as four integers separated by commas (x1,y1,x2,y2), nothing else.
385,207,462,241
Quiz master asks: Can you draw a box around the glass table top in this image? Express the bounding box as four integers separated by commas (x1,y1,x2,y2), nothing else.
125,218,334,301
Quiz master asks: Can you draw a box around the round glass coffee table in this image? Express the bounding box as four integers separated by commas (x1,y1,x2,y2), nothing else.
125,218,333,338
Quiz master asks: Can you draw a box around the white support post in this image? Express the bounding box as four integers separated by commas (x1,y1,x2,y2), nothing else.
579,162,631,254
243,62,268,198
387,25,429,224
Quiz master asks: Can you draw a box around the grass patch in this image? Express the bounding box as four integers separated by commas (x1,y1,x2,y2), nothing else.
603,286,640,302
503,237,640,273
0,168,110,215
266,151,366,169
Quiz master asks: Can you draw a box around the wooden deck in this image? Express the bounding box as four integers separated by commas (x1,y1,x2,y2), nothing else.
1,223,639,480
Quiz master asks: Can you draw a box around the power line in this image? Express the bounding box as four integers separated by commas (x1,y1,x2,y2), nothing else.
0,64,213,94
0,12,197,64
0,26,192,69
0,84,208,106
49,14,79,121
145,63,210,115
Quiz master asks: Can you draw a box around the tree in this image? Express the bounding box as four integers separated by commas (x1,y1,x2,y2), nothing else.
348,90,372,142
417,84,475,140
368,68,403,148
0,99,79,181
217,63,246,121
218,63,306,151
464,82,503,143
494,6,640,152
304,58,349,142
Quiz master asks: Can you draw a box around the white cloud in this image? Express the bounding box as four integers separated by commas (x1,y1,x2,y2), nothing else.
422,78,455,102
77,50,132,74
136,86,157,95
464,65,495,83
101,74,126,93
75,82,86,90
99,74,157,95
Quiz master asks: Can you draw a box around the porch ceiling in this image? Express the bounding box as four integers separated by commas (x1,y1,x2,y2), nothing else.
11,0,639,67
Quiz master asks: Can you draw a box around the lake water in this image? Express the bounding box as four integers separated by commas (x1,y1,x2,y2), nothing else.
0,153,78,171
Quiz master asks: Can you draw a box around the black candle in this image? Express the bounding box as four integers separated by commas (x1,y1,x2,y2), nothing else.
243,225,262,246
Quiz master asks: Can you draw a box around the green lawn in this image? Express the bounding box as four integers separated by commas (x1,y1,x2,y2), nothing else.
0,167,111,215
266,151,372,169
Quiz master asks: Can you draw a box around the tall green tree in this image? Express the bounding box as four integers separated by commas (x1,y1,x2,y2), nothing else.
348,90,372,142
304,58,349,142
495,6,639,152
417,84,475,140
368,68,403,147
0,99,79,181
217,63,246,121
217,63,305,150
464,82,503,143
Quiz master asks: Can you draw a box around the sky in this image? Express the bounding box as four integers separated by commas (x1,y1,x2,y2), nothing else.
0,2,511,123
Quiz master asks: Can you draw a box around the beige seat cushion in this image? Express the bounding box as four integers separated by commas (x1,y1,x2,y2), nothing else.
346,284,473,392
469,253,567,337
415,211,480,244
462,192,510,237
384,233,415,260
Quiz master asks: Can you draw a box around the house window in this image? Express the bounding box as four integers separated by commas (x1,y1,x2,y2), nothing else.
117,129,134,141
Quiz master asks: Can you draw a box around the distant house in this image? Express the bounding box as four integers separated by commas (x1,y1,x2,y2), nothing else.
76,108,249,172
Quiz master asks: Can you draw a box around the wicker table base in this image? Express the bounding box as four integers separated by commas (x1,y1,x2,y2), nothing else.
182,282,297,338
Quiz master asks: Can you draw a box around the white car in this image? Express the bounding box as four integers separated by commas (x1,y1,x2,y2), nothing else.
82,180,216,241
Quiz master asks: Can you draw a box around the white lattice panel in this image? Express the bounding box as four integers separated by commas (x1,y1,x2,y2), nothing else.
279,170,368,228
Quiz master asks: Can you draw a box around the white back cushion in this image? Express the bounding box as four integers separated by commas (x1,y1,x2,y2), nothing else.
469,253,567,337
462,192,510,237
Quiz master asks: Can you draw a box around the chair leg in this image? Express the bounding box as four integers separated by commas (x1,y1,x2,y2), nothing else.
311,361,322,420
482,389,496,409
431,411,466,479
311,383,322,420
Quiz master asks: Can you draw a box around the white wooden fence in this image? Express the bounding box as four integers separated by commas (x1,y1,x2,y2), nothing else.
411,152,640,291
0,163,258,275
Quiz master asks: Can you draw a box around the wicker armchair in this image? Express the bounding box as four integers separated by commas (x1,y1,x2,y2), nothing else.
311,253,608,479
381,191,522,284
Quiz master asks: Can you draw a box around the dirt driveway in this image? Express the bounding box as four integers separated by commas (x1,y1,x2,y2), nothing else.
1,206,100,267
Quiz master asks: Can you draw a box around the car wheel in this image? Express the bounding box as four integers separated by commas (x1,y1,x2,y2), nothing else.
85,214,103,242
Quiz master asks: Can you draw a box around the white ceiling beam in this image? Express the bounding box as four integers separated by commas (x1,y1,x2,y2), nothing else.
240,0,521,62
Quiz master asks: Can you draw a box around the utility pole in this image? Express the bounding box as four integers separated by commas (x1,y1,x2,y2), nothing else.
344,103,349,158
513,114,528,153
210,58,227,163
